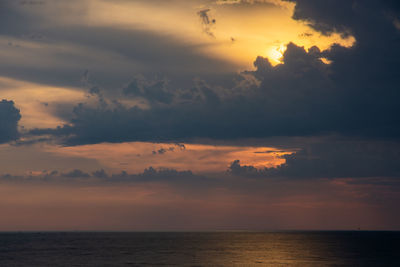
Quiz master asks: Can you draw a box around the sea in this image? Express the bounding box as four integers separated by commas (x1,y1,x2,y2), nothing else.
0,231,398,266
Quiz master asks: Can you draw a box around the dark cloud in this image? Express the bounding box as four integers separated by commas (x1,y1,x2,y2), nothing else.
62,169,90,178
229,139,400,179
19,1,46,5
28,40,394,144
0,167,208,186
0,1,38,36
152,147,175,155
0,100,21,144
283,0,400,138
228,160,260,177
123,76,173,104
13,0,400,150
110,167,201,183
284,0,400,37
92,169,109,179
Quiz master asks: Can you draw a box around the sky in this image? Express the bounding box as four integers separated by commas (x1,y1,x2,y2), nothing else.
0,0,399,231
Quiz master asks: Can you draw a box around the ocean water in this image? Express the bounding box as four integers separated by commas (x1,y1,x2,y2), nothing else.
0,231,398,266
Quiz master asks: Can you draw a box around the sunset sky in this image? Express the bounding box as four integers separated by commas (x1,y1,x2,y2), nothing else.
0,0,399,231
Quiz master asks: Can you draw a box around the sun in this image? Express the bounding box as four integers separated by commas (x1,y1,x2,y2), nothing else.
266,44,286,65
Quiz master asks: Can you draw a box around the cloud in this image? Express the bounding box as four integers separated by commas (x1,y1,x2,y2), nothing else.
215,0,285,5
0,100,21,143
23,40,382,144
0,166,208,187
228,160,261,177
0,25,237,90
62,169,90,178
284,0,400,37
122,75,173,104
110,167,201,183
152,147,175,155
10,0,400,149
197,8,216,38
92,169,108,179
0,1,237,90
228,139,400,179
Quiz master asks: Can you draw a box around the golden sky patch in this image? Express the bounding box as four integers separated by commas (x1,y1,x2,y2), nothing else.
47,142,294,174
0,77,85,129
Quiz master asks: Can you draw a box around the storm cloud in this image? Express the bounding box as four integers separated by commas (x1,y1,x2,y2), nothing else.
228,138,400,179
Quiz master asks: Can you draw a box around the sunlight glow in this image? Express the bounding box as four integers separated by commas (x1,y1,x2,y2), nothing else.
266,44,286,65
81,0,355,70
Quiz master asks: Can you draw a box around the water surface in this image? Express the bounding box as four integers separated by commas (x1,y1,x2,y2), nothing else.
0,231,398,266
